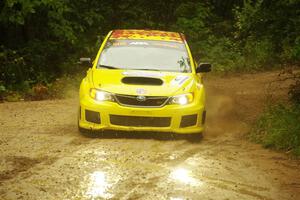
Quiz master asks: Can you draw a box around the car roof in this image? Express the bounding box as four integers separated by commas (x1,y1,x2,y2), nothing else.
110,29,185,43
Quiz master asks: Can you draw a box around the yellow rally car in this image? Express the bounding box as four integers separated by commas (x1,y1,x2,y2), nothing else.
78,29,211,137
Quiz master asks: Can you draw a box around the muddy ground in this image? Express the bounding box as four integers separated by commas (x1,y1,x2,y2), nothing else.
0,71,299,200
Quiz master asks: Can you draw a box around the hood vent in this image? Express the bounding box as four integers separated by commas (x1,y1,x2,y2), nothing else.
122,76,163,85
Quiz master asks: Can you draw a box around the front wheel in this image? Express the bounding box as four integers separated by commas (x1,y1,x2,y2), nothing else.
78,124,100,138
78,124,88,134
186,132,203,143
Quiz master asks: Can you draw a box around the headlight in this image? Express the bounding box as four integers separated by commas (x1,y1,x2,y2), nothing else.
169,93,193,105
90,89,114,102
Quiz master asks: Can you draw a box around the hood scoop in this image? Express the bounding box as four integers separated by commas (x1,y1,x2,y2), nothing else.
122,76,163,85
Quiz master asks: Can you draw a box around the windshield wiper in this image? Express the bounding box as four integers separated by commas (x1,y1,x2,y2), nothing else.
98,65,119,69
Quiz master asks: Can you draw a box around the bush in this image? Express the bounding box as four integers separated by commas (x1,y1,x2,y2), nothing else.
251,104,300,156
0,40,82,91
243,37,276,69
289,71,300,104
234,0,300,66
192,36,275,72
0,0,299,95
193,36,244,72
0,46,27,89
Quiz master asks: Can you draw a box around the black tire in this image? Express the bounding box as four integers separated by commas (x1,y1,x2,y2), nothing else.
78,124,88,134
77,119,98,137
186,132,203,143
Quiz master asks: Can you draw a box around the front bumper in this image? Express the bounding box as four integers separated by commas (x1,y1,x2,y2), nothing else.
78,97,206,134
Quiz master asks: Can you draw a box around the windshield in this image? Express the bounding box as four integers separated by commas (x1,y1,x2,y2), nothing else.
97,39,191,72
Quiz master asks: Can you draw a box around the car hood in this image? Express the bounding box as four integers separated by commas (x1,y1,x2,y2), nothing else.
91,69,195,96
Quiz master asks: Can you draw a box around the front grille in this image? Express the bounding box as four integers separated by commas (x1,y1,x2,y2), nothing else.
85,110,101,124
115,94,168,107
110,115,171,127
180,114,197,128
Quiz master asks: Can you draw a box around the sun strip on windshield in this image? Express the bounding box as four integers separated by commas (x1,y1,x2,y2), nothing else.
106,40,185,51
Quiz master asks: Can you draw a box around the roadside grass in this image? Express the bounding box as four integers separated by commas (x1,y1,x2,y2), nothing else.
250,103,300,157
48,72,85,99
0,72,84,102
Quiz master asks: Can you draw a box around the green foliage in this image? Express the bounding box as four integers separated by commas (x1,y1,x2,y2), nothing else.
1,0,300,92
288,71,300,104
235,0,300,65
0,46,26,88
0,41,67,90
193,36,244,71
281,36,300,61
4,92,22,102
0,0,109,92
0,84,6,98
243,37,275,69
174,2,212,40
0,0,40,25
251,104,300,156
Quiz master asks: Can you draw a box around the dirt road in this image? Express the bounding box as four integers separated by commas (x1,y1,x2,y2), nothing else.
0,71,299,200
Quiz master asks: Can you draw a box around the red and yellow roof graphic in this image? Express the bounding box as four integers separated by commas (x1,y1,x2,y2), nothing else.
110,29,185,43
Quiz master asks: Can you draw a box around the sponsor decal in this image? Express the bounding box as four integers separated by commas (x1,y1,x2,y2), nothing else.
129,41,149,46
136,88,147,95
197,83,203,89
153,42,180,49
112,41,127,46
110,30,183,42
171,75,189,86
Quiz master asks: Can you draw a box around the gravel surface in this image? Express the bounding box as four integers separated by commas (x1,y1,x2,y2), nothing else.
0,71,299,200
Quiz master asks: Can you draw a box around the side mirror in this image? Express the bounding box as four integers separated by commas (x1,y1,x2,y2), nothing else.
196,63,211,73
79,57,91,65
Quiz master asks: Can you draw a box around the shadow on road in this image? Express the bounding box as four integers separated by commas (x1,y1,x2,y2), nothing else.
80,130,203,143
